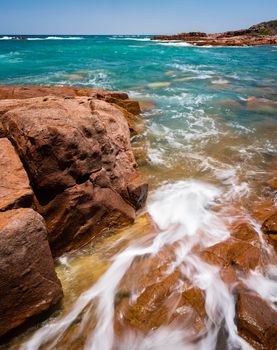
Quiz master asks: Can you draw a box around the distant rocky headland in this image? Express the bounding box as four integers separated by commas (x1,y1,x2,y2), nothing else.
152,19,277,46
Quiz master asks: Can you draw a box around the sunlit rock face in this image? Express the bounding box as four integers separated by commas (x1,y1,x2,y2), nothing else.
0,138,33,211
0,208,63,336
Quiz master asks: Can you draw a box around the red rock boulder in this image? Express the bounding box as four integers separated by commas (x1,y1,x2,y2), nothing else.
0,208,63,336
0,92,147,254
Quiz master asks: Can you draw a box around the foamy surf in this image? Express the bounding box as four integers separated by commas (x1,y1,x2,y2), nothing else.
110,37,151,41
156,41,193,47
0,36,15,40
20,180,260,350
0,36,84,40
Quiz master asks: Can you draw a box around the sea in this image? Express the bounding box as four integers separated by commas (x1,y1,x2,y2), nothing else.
0,35,276,350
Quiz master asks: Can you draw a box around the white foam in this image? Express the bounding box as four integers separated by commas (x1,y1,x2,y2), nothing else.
0,36,84,40
242,266,277,310
148,181,223,238
0,36,14,40
157,41,193,47
110,37,151,41
212,79,229,84
46,36,83,40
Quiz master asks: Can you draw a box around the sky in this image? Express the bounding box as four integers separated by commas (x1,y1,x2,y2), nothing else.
0,0,277,35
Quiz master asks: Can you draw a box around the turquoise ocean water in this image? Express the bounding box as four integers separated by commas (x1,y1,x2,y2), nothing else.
1,34,277,203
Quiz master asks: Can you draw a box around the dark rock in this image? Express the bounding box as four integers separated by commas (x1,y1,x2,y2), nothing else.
152,32,207,41
262,212,277,235
37,181,136,256
0,208,63,336
249,20,277,36
151,20,277,46
236,291,277,349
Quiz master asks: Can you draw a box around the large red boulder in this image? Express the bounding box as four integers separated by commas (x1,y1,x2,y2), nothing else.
0,208,63,336
0,89,148,254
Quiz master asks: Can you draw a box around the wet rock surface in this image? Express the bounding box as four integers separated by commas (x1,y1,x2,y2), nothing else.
202,223,266,272
262,211,277,235
236,291,277,349
38,181,136,256
201,222,277,349
262,211,277,253
0,208,63,337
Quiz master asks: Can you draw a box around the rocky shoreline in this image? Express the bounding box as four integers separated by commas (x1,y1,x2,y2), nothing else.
0,85,148,337
152,19,277,46
0,85,276,349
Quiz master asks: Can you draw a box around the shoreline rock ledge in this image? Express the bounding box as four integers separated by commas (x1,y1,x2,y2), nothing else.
151,19,277,46
0,85,148,337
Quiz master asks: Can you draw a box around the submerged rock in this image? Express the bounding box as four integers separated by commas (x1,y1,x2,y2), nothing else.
262,212,277,252
247,96,277,114
262,211,277,235
236,291,277,349
147,82,171,88
202,224,264,272
267,176,277,190
114,245,207,338
0,208,63,336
